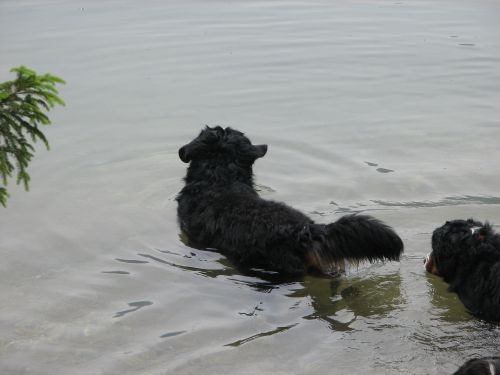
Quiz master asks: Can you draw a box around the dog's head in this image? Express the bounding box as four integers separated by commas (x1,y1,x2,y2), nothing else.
453,357,500,375
178,126,267,165
425,219,490,280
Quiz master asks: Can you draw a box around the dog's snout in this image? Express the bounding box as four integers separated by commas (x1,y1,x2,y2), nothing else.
424,253,439,275
179,146,189,163
255,144,267,158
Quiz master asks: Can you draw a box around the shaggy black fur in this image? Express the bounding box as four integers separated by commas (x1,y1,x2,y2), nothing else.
176,126,404,276
453,357,500,375
425,219,500,321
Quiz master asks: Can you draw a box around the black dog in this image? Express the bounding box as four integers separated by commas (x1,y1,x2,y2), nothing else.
176,126,403,276
425,219,500,321
453,357,500,375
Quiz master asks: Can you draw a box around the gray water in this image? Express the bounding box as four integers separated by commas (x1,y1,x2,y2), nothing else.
1,1,500,374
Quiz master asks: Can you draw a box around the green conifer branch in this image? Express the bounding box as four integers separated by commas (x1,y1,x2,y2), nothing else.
0,66,65,206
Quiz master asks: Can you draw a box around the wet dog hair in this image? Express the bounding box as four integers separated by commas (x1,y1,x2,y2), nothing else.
453,357,500,375
176,126,403,275
425,219,500,321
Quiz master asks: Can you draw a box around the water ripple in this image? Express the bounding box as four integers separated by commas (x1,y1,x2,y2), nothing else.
224,324,298,347
114,301,153,318
373,195,500,208
160,330,187,339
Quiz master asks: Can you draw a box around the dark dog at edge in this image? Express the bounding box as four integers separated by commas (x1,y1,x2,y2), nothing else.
425,219,500,321
177,126,404,276
453,357,500,375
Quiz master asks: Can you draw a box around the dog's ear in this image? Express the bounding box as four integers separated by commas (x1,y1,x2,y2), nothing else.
224,127,243,136
205,125,225,142
476,222,493,241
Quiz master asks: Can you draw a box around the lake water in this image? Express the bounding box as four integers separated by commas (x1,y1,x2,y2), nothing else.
1,0,500,374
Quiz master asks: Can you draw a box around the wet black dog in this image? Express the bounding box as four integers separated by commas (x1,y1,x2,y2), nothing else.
177,126,403,276
453,357,500,375
425,219,500,321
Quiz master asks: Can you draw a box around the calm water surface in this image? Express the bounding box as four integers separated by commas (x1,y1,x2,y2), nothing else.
1,1,500,374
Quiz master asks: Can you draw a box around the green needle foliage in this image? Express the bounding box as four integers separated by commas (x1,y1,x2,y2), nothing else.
0,66,65,207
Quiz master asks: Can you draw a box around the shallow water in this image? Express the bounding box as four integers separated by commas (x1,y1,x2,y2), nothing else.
1,0,500,374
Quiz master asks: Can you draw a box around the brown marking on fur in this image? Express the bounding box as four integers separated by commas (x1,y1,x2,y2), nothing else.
305,248,323,271
305,249,346,274
424,254,440,276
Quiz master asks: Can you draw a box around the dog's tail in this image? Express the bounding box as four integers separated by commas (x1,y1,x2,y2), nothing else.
304,214,404,272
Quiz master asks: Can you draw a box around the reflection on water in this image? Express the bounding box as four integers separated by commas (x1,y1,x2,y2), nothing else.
111,242,500,373
114,300,153,318
138,241,404,335
225,324,298,347
289,273,404,331
426,272,471,323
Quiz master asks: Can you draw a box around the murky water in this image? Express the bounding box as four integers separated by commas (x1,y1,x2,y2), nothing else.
1,0,500,374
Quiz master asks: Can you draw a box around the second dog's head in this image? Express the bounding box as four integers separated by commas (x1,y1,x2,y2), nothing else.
453,357,500,375
425,219,490,280
179,126,267,166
